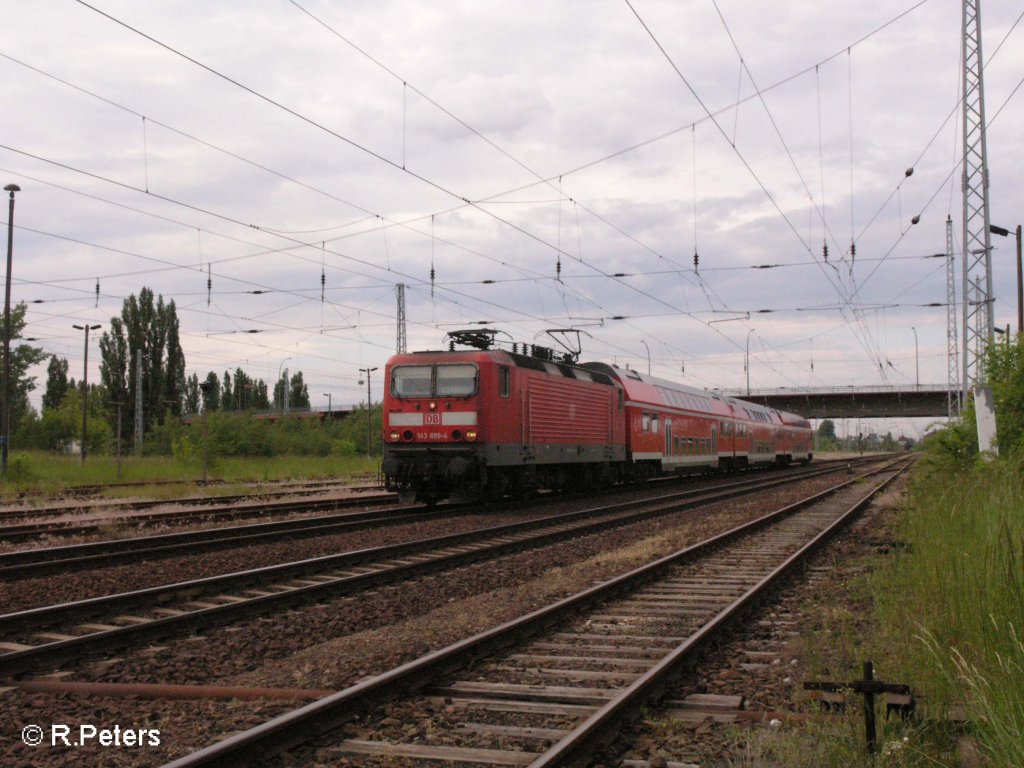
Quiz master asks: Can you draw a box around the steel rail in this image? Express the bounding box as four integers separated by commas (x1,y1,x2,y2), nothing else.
0,482,387,524
0,491,398,542
159,457,910,768
0,503,435,579
0,460,880,677
0,457,873,578
530,460,910,767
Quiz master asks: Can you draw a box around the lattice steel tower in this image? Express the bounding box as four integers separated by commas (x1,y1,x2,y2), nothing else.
396,283,407,354
946,216,961,418
961,0,994,395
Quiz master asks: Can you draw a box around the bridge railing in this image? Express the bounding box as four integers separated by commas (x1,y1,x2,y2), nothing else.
717,384,953,397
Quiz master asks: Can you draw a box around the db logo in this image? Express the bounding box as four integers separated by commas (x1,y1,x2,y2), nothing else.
425,413,441,425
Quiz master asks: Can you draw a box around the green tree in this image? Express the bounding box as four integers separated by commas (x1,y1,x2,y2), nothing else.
273,369,309,410
99,288,186,447
42,355,70,413
39,384,111,454
184,373,201,415
818,419,836,441
201,371,221,411
0,303,47,435
289,370,310,409
252,378,270,410
982,332,1024,454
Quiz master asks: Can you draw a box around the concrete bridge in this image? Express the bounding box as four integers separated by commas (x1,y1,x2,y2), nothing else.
718,385,955,419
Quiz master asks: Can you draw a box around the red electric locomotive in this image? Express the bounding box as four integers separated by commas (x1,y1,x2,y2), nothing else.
381,331,812,504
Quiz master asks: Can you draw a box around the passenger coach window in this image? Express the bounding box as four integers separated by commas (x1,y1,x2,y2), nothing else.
436,364,478,396
392,366,432,397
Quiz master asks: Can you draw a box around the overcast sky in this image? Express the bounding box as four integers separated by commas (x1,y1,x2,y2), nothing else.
2,0,1022,435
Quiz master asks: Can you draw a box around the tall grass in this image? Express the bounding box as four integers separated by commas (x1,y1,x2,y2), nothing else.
875,457,1024,767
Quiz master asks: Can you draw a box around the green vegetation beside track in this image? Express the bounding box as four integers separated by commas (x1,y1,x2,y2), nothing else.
0,451,380,501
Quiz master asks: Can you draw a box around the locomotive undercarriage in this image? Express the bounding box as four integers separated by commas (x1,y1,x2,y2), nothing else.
382,445,624,506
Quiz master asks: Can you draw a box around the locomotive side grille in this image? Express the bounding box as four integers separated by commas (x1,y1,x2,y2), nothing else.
528,377,610,443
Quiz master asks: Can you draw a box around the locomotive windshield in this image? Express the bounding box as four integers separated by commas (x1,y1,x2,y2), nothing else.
436,364,477,396
392,366,432,397
391,363,478,398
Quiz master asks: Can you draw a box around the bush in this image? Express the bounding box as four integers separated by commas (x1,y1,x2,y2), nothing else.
5,455,38,484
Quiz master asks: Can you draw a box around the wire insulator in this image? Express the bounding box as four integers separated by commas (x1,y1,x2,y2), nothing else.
95,278,100,308
823,243,829,262
693,251,699,271
850,241,856,260
556,257,562,280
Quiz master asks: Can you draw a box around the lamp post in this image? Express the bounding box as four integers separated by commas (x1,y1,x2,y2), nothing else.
990,223,1023,333
911,326,919,387
2,183,20,476
72,323,102,463
108,401,123,480
358,367,377,459
640,339,650,376
277,357,291,414
198,380,213,483
323,392,332,415
745,328,755,395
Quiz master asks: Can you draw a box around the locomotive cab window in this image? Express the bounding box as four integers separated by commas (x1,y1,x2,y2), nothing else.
436,364,478,396
391,364,478,398
391,366,432,397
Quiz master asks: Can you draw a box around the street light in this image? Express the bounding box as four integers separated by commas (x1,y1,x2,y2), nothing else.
911,326,919,387
198,379,213,482
323,392,332,415
640,339,650,376
72,323,102,463
990,223,1023,333
277,357,291,414
745,328,756,395
358,367,378,459
2,183,20,476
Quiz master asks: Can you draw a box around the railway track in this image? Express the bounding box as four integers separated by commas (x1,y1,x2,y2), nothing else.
0,489,396,543
0,458,881,678
0,502,433,580
162,456,911,768
0,458,870,579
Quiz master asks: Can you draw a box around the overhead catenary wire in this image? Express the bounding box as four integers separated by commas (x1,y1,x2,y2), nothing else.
5,1,981,396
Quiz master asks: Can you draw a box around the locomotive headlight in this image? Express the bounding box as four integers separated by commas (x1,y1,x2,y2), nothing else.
389,430,401,441
429,401,437,411
465,429,478,441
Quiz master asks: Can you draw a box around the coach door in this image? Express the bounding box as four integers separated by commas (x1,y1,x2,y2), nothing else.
711,425,717,454
665,418,673,457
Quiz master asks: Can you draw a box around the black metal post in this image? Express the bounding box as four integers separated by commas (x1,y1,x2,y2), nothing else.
116,402,123,480
198,381,213,483
359,367,377,458
73,324,101,464
1016,225,1022,334
862,660,877,754
2,184,20,476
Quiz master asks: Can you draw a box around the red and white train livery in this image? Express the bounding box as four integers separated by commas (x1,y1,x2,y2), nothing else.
381,340,812,504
